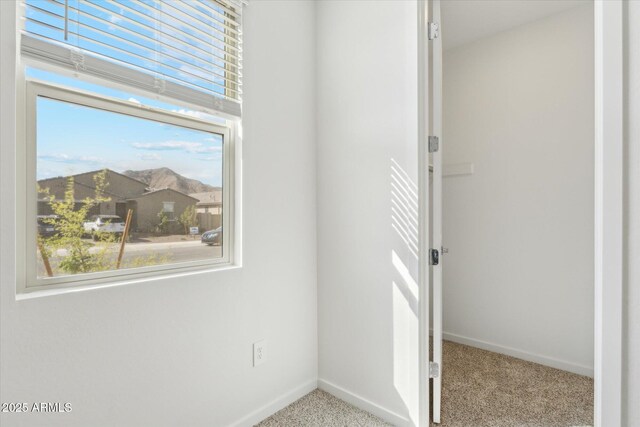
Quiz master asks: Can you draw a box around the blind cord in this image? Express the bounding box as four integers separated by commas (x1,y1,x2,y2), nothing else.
63,0,68,41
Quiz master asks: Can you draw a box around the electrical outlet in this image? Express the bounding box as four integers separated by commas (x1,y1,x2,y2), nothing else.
253,340,266,367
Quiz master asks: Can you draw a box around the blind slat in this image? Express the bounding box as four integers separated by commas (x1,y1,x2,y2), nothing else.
74,27,240,97
22,33,241,116
25,17,65,34
72,5,240,80
171,1,240,37
21,0,244,117
82,1,240,63
106,0,241,56
26,2,65,22
202,0,242,21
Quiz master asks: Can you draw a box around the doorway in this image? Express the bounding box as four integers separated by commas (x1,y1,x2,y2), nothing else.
423,1,604,425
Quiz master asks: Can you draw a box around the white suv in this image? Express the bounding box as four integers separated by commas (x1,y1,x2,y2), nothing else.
83,215,126,240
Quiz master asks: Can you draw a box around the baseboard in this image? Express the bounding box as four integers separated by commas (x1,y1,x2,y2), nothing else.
229,333,592,426
229,379,318,427
317,379,410,427
442,331,594,378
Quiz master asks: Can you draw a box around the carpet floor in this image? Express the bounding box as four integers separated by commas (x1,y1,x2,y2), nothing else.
435,340,593,426
257,340,594,426
256,389,391,427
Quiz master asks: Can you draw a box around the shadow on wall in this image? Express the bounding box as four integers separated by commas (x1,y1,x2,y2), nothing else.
391,158,420,425
391,159,419,260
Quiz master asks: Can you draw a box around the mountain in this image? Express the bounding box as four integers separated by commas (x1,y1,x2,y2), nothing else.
123,167,217,195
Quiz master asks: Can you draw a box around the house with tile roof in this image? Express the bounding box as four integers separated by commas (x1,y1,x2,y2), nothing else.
38,169,199,232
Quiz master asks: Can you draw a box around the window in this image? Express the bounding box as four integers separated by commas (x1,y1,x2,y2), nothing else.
17,0,244,292
26,81,234,289
162,202,176,220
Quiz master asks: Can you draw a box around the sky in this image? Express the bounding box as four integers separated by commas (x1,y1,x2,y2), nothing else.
27,0,230,187
35,80,224,187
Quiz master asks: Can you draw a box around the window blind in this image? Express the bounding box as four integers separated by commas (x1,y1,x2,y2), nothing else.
21,0,244,117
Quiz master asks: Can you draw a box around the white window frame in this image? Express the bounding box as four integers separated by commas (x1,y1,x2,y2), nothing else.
17,80,236,294
593,1,624,425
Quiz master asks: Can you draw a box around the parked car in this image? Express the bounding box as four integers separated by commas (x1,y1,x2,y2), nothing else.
37,215,59,237
83,215,126,240
201,227,222,246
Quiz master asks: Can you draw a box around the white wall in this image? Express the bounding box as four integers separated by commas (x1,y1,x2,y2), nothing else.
623,1,640,425
441,5,595,376
0,2,318,426
316,1,420,425
3,1,637,425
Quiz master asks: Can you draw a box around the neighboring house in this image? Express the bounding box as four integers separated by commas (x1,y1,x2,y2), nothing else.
37,169,198,232
127,188,199,232
37,169,148,220
189,190,223,214
189,190,223,231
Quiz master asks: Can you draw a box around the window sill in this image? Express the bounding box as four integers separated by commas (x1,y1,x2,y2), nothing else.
16,262,242,301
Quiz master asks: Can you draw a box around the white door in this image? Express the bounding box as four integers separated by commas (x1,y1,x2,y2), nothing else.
430,0,443,423
419,0,443,425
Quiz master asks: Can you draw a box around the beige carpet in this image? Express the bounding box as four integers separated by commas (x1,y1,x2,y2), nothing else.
435,340,593,426
258,340,593,426
256,389,391,427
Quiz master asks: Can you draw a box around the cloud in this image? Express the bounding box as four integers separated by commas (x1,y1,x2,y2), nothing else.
132,141,202,152
106,16,122,32
196,146,222,153
128,97,141,104
131,140,221,154
38,153,104,165
136,153,162,161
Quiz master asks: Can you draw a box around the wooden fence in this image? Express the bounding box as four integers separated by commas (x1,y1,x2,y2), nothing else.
197,213,222,232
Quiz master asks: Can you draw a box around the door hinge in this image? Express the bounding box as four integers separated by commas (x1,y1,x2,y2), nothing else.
430,248,440,266
429,362,440,378
428,136,439,153
428,22,439,41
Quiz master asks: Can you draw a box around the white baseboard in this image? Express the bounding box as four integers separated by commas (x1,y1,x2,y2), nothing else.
229,379,318,427
231,333,592,427
441,331,594,378
317,379,410,427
